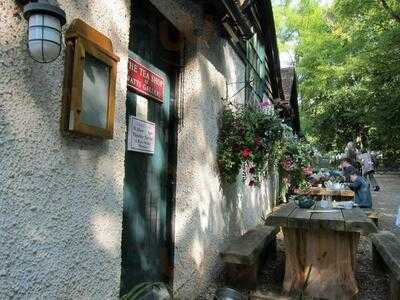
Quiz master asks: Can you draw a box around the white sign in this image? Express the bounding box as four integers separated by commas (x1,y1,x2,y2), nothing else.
127,116,155,154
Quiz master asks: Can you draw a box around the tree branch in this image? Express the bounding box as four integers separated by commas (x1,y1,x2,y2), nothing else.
379,0,400,23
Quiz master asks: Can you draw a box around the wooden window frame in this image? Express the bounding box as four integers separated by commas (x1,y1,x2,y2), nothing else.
61,19,119,139
70,37,117,138
246,39,263,103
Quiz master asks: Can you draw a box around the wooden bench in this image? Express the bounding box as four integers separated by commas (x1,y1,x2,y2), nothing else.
371,231,400,300
367,212,379,226
220,225,279,289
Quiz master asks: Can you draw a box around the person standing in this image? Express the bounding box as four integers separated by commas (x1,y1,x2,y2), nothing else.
358,149,380,191
345,142,357,166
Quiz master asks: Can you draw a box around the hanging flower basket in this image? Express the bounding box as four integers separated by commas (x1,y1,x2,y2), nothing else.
217,100,316,190
217,101,285,186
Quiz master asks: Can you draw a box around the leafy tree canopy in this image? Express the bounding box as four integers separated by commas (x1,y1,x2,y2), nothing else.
273,0,400,163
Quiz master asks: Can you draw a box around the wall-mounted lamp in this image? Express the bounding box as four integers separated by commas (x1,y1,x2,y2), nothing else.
22,0,66,63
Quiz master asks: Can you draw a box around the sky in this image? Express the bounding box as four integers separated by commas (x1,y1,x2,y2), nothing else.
275,0,333,7
320,0,333,6
274,0,334,67
280,52,295,68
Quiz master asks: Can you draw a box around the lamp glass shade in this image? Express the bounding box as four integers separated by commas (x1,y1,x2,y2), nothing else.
28,14,62,63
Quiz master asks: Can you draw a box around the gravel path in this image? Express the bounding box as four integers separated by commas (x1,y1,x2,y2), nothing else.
257,172,400,299
373,172,400,237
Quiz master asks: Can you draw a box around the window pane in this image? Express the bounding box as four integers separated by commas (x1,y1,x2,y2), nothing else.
260,63,265,79
81,53,110,129
246,32,269,104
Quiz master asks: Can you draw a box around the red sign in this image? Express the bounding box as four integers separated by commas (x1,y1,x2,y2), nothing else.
127,58,164,103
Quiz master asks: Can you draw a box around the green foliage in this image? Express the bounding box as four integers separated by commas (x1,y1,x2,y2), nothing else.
273,0,400,162
279,130,315,191
218,102,315,190
217,102,284,185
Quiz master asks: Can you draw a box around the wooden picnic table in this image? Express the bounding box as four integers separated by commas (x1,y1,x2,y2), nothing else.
300,187,354,201
308,186,354,199
265,202,377,300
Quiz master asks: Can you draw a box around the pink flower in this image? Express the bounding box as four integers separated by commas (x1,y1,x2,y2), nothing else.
255,136,262,147
258,98,272,109
293,188,301,194
249,180,256,187
282,159,294,171
302,165,314,176
242,148,252,159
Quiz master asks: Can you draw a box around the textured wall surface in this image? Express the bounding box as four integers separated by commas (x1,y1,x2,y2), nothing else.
149,1,279,297
0,0,279,298
173,45,278,298
0,0,130,298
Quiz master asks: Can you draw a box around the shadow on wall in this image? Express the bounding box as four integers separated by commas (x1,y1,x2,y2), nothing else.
220,168,277,239
0,0,130,298
172,21,279,297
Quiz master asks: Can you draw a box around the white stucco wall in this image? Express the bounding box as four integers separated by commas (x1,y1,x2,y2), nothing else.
173,40,278,299
0,0,130,298
149,1,280,297
1,0,279,298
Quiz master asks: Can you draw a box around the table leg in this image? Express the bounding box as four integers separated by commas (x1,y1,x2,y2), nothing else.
282,228,360,299
282,228,307,293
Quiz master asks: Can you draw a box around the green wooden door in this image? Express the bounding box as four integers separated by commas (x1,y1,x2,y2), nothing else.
120,53,173,295
120,1,179,295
